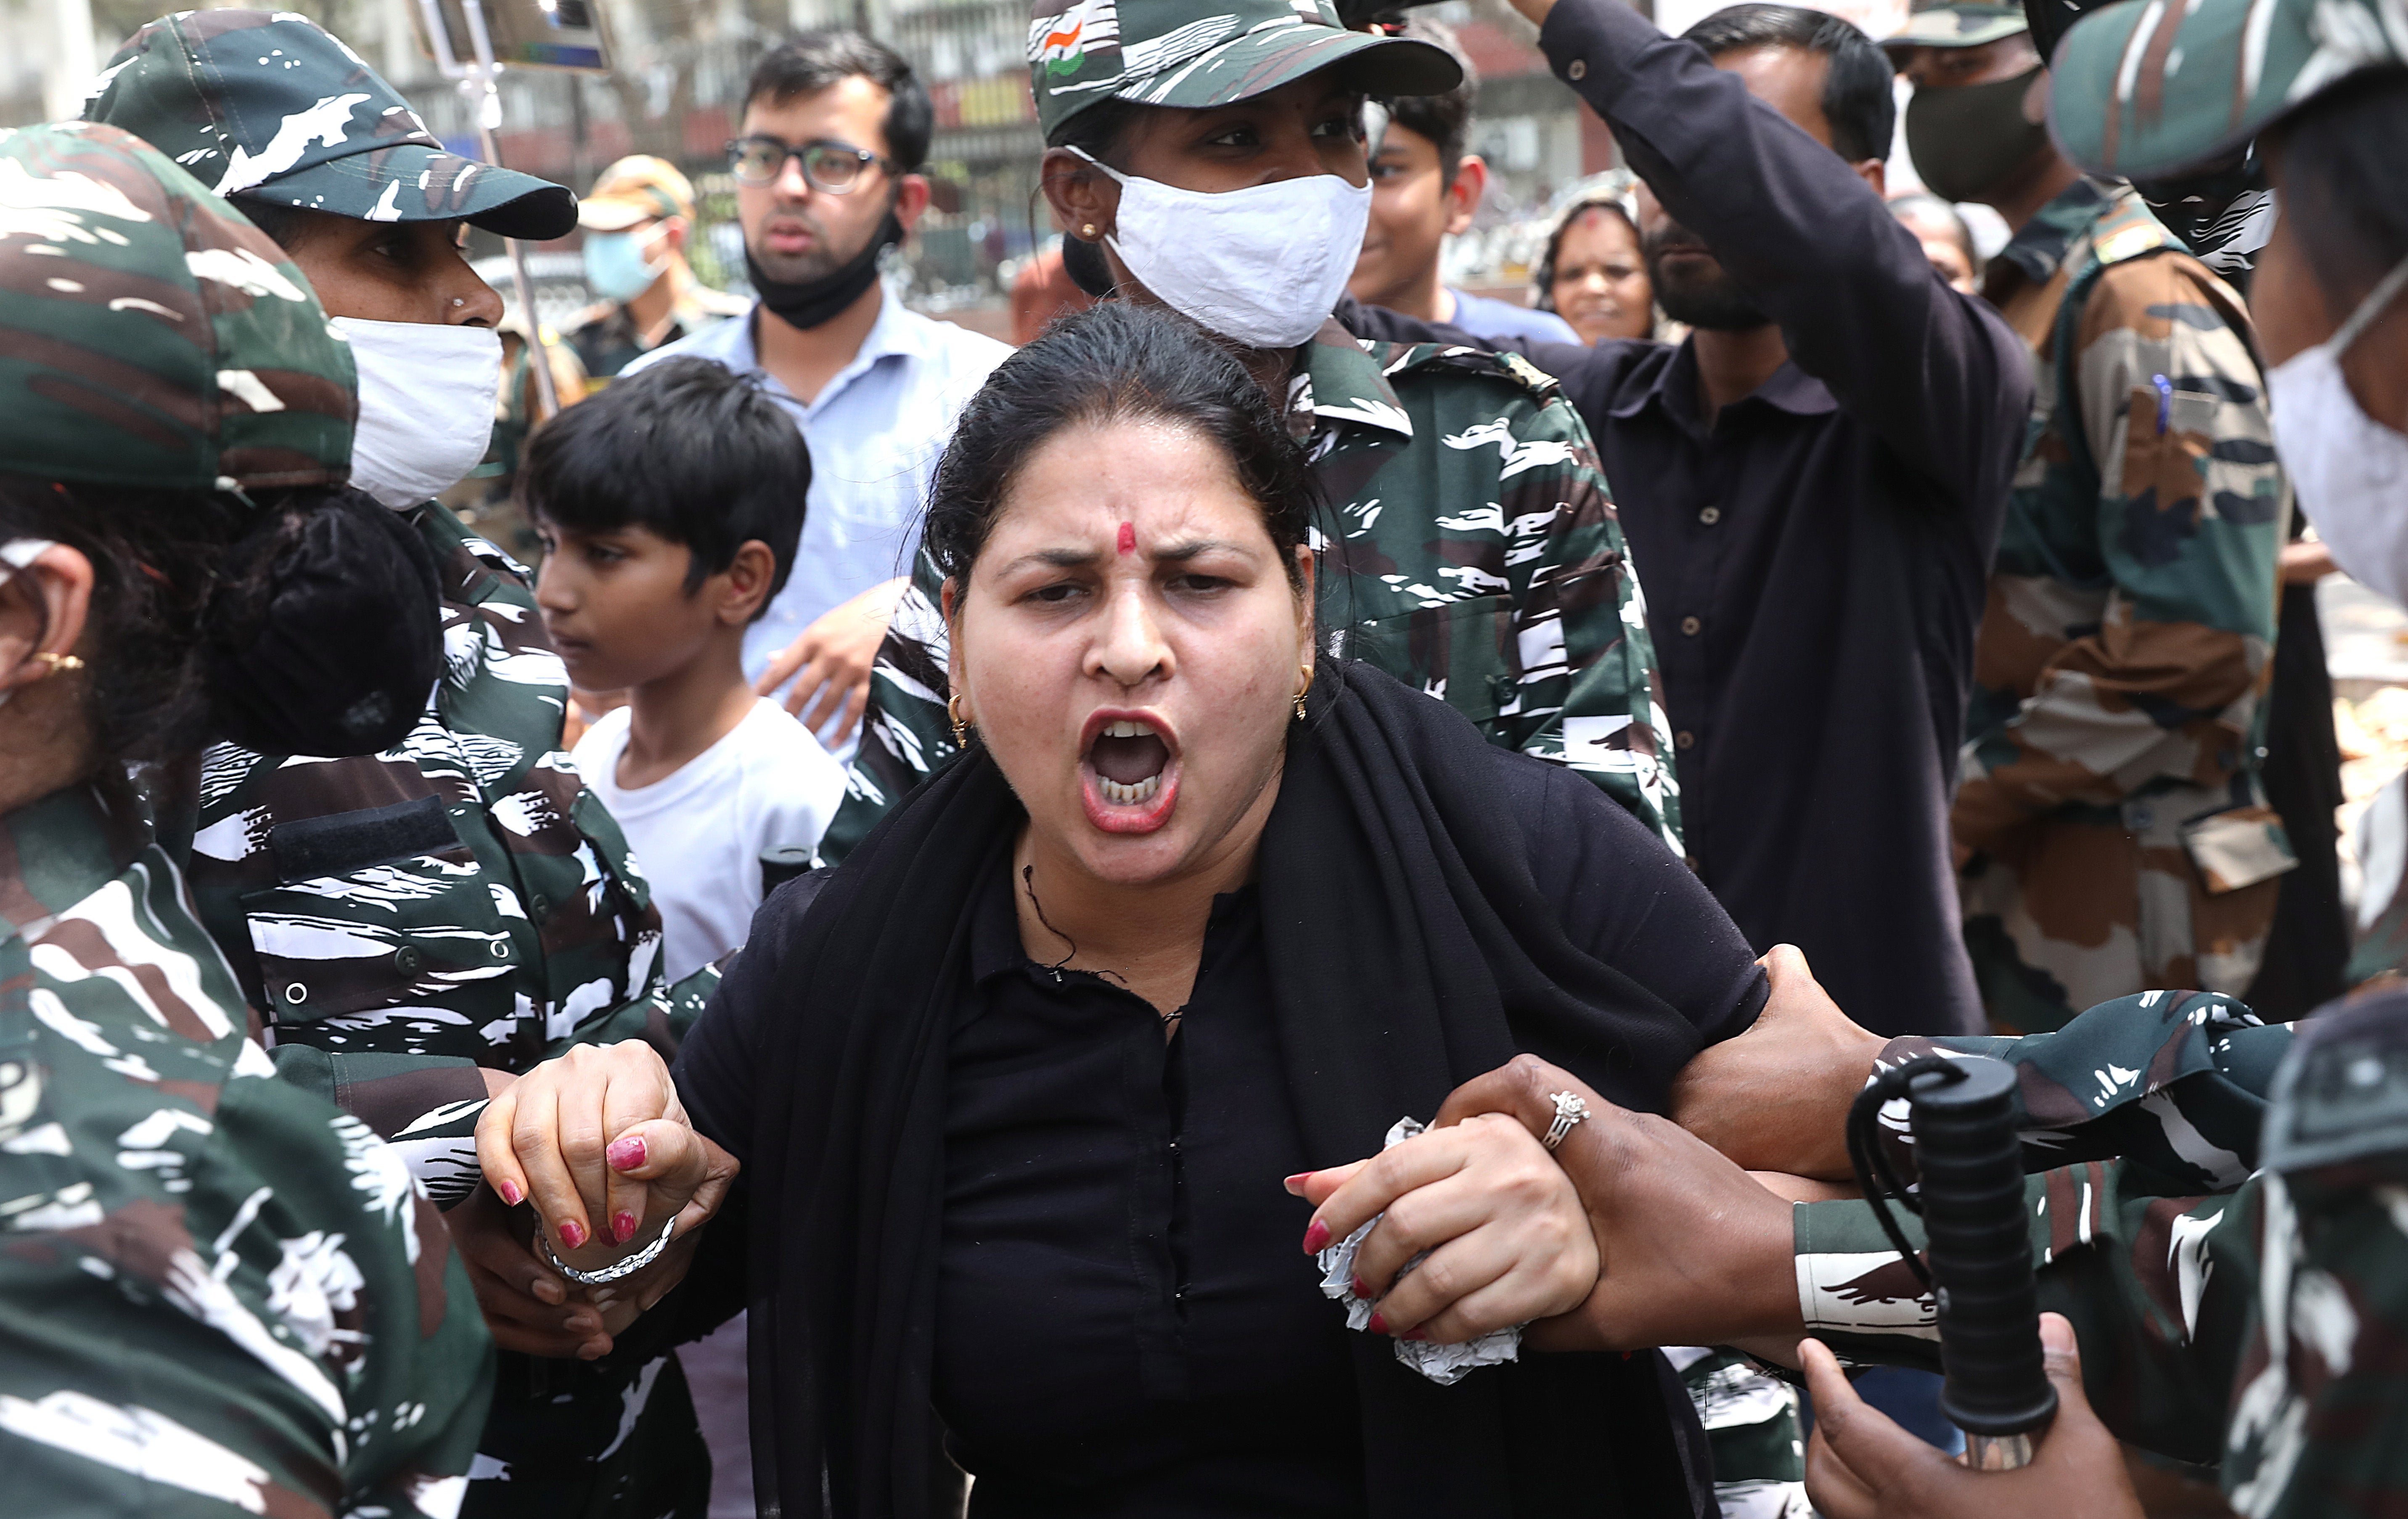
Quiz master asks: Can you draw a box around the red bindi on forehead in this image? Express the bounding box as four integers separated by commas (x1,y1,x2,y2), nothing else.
1117,521,1136,555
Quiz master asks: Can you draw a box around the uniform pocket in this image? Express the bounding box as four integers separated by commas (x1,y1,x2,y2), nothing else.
1344,593,1519,728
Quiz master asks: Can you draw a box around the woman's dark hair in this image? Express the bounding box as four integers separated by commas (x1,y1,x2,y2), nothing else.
0,476,439,770
520,357,809,618
1533,192,1643,314
1681,3,1895,164
2264,66,2408,315
924,302,1319,593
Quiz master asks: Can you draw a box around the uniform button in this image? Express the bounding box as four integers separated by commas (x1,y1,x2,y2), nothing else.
1699,505,1722,525
1674,730,1696,750
530,893,550,916
284,982,308,1005
394,947,423,974
1679,615,1702,636
1488,672,1517,704
1567,58,1587,79
488,939,511,959
2130,805,2155,830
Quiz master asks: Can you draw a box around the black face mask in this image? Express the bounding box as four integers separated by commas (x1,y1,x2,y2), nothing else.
747,213,903,331
1906,66,2052,204
202,489,444,759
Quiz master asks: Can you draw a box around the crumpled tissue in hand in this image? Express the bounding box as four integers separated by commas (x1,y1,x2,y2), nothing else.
1314,1116,1525,1385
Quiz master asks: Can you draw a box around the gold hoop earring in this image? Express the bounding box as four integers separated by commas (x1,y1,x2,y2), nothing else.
947,692,969,747
32,652,82,675
1294,662,1313,722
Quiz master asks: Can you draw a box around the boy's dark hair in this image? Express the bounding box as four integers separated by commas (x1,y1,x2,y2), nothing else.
520,357,809,619
744,31,934,174
1683,3,1895,165
1382,19,1478,188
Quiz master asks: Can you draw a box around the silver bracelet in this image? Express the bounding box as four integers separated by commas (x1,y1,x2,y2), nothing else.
1542,1090,1590,1151
537,1214,678,1285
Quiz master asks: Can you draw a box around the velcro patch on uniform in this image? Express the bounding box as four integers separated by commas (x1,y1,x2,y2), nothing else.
270,794,461,884
2262,990,2408,1174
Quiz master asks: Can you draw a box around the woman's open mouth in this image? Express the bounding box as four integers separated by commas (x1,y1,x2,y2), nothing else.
1080,713,1180,834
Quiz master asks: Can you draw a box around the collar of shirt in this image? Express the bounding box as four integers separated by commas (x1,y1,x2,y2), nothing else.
1607,335,1839,435
1991,177,2118,291
1289,317,1417,446
680,287,937,417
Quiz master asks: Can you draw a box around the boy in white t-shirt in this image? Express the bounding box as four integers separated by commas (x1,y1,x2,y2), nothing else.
529,357,844,1519
527,355,847,983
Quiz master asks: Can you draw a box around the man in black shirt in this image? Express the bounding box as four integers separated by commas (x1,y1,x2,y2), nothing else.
1505,0,2032,1037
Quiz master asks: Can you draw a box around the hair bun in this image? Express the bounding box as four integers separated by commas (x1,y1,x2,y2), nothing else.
201,488,445,758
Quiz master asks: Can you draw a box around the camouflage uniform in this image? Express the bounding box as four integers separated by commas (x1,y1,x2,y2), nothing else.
820,318,1681,861
1956,178,2290,1035
89,15,713,1518
0,121,489,1518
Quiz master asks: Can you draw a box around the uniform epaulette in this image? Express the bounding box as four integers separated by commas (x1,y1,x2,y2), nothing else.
1390,339,1564,398
2089,200,2182,267
2260,988,2408,1173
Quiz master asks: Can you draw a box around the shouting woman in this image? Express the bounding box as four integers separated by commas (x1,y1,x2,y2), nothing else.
482,304,1770,1518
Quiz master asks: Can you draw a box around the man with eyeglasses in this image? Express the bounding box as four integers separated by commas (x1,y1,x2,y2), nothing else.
626,32,1010,754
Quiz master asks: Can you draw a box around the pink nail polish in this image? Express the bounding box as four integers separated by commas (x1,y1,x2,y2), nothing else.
612,1211,637,1244
1283,1172,1312,1188
607,1135,647,1172
496,1180,523,1207
1403,1328,1429,1343
1352,1275,1371,1300
558,1219,586,1250
1302,1220,1330,1254
1369,1312,1389,1336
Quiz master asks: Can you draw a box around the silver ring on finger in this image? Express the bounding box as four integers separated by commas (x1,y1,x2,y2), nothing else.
1541,1091,1590,1151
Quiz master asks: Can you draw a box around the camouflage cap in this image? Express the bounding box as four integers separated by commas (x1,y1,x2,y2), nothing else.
1881,3,2030,61
0,121,354,496
578,155,694,232
87,9,575,241
2051,0,2403,176
1027,0,1461,141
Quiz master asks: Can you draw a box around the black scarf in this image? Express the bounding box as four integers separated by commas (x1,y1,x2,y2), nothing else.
741,663,1717,1518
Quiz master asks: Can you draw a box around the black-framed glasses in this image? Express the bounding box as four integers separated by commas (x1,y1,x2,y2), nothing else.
725,135,892,192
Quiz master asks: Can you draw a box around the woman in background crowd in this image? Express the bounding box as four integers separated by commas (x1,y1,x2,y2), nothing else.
0,122,485,1516
1533,177,1659,343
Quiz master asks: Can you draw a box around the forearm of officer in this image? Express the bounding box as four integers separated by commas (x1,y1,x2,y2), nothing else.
1531,0,2029,501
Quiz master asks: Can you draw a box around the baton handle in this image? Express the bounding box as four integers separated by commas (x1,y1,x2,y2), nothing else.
1908,1056,2057,1463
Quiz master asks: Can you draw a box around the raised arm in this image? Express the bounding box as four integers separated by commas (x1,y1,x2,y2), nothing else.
1524,0,2030,504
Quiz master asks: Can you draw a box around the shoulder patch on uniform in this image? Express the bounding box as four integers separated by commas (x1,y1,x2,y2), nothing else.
2093,216,2177,267
2262,990,2408,1174
1398,341,1562,397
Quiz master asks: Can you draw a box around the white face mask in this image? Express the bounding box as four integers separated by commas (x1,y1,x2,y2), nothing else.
1069,146,1371,350
2269,252,2408,605
329,318,505,509
0,538,58,713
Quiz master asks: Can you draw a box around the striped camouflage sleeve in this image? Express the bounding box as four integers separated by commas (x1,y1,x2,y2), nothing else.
1477,373,1682,854
1870,988,2292,1191
815,553,956,867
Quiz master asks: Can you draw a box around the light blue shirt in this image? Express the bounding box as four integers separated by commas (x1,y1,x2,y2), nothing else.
626,288,1012,682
